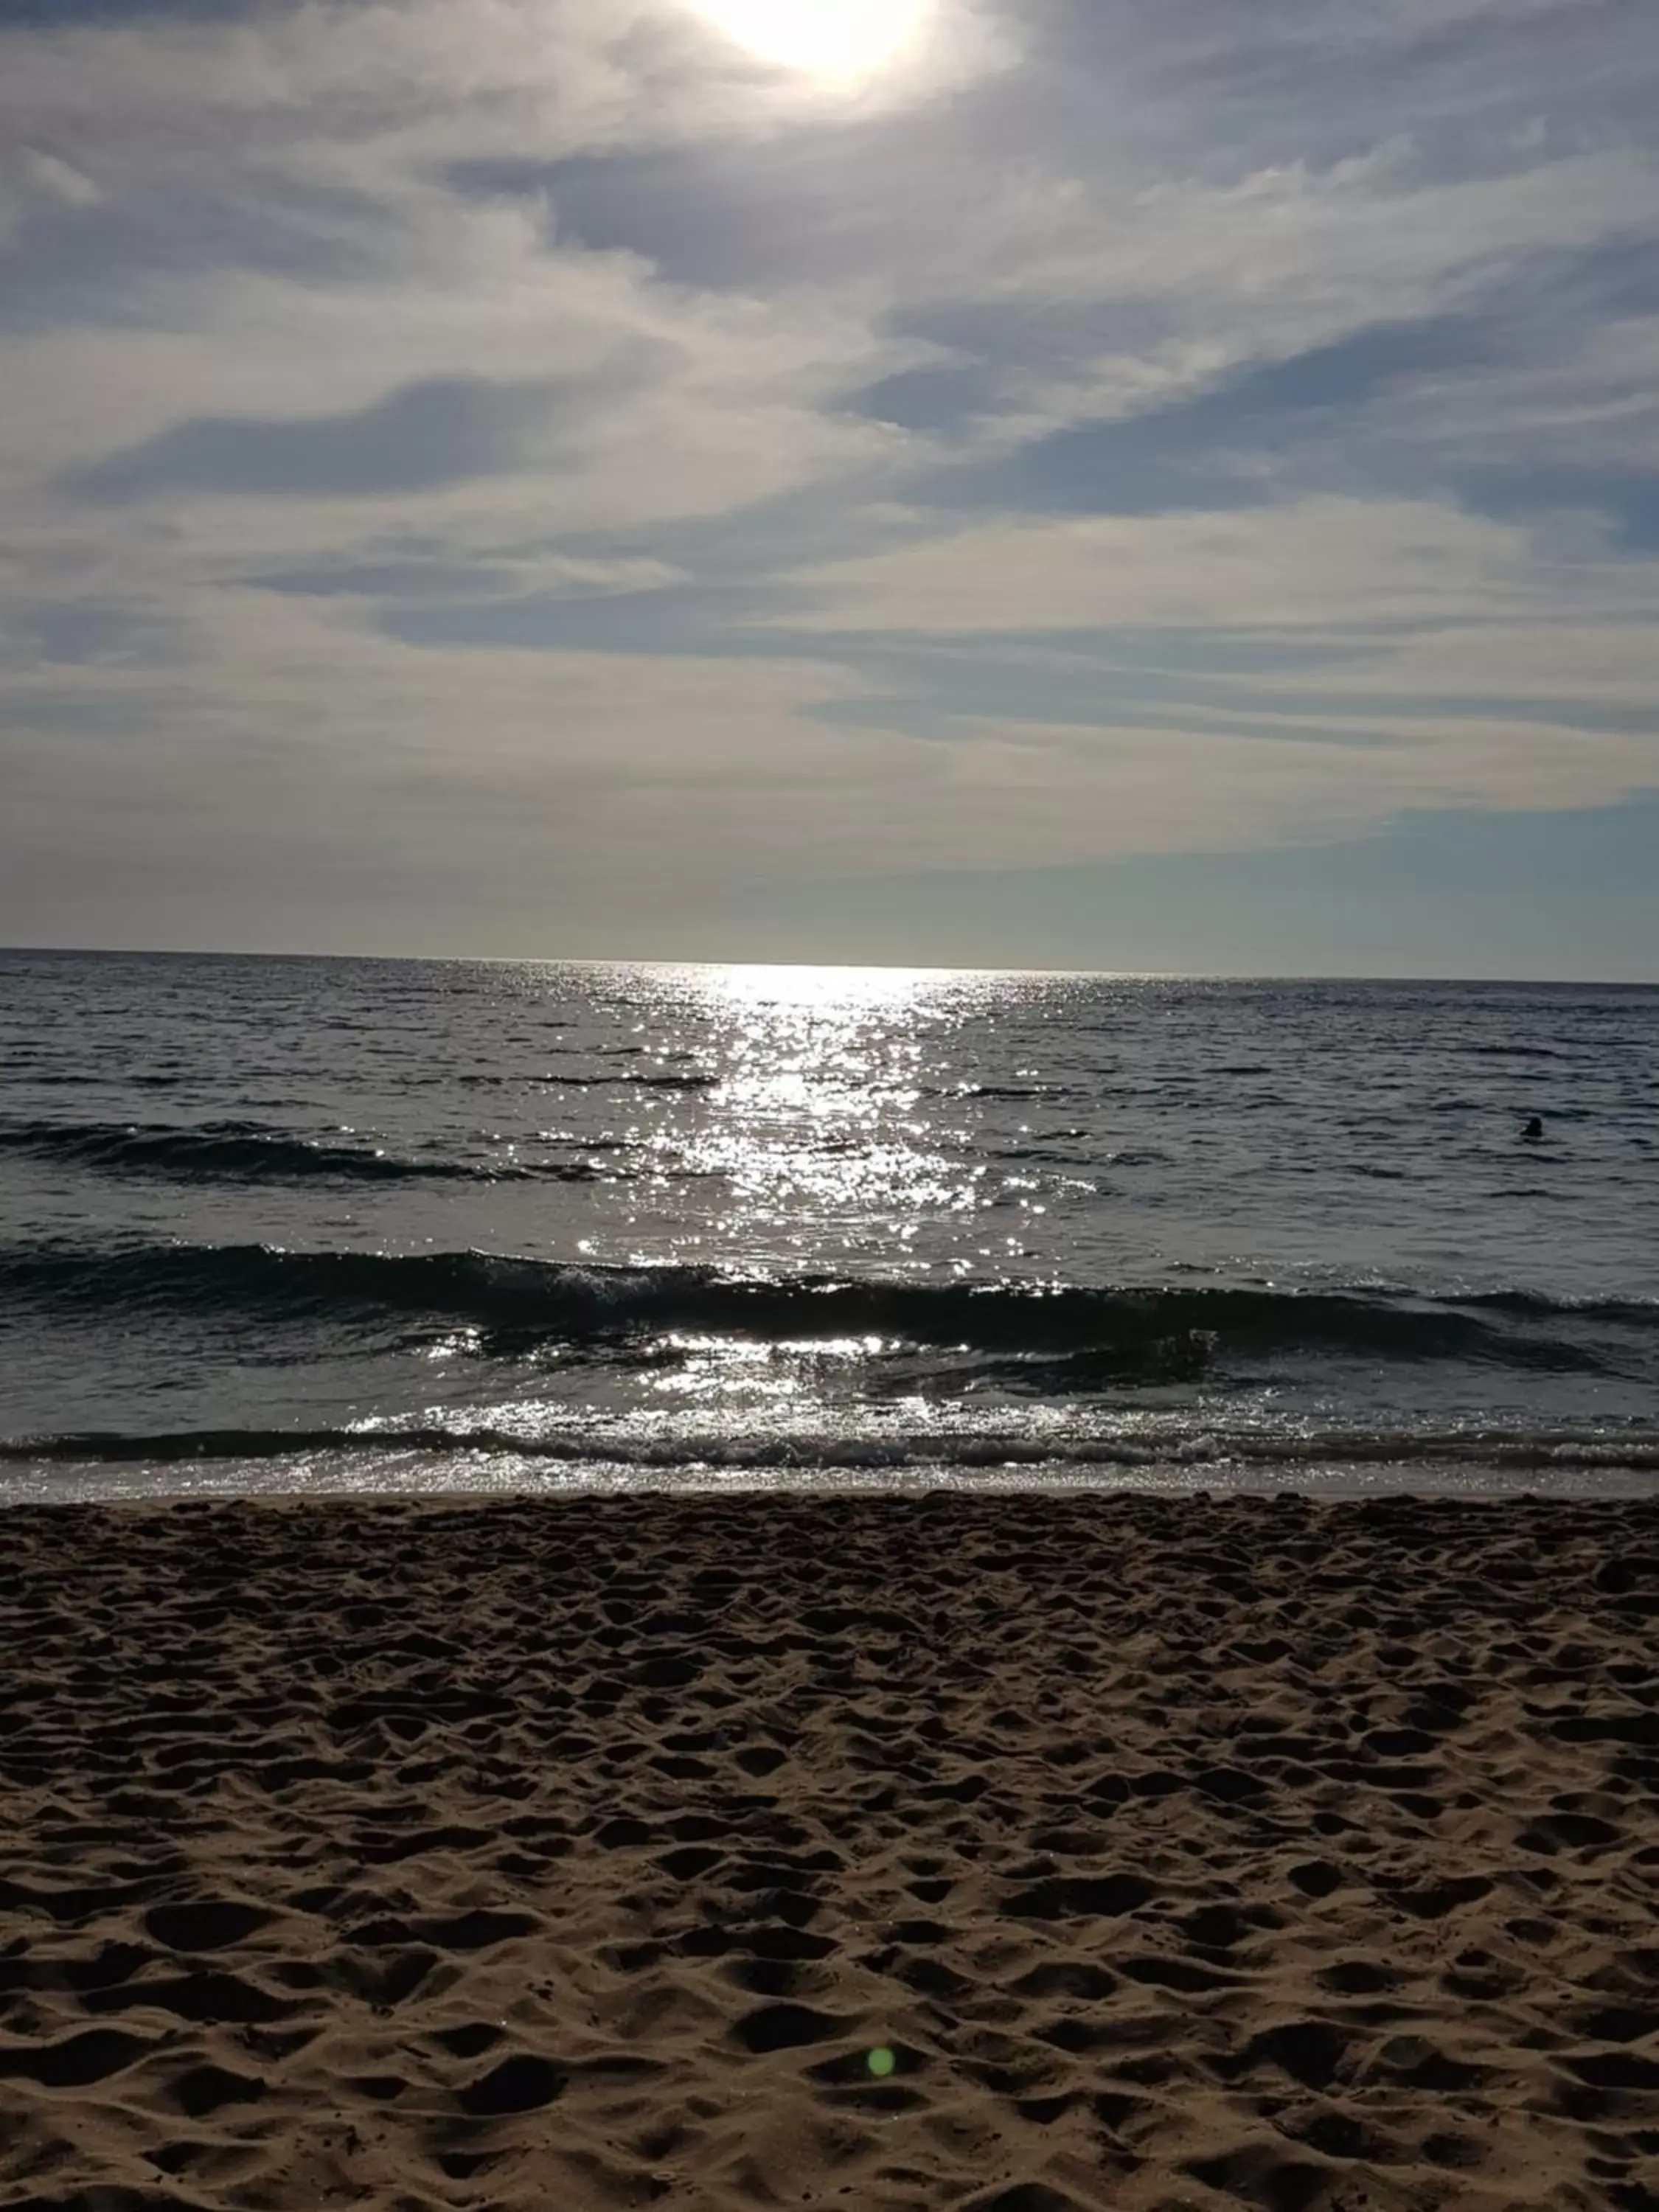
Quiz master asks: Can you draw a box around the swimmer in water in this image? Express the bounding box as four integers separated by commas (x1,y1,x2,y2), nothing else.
1521,1115,1544,1141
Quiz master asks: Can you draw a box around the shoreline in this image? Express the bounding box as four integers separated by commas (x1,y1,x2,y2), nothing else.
4,1448,1659,1509
4,1493,1658,2208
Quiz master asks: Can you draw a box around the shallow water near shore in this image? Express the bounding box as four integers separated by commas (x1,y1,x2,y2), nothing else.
2,949,1655,1501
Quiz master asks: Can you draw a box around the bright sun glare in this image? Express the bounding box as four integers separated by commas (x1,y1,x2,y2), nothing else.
694,0,931,80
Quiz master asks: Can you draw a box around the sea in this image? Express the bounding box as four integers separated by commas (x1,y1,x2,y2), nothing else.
1,950,1655,1503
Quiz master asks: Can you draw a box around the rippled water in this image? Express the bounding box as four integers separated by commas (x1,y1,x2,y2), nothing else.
1,950,1655,1498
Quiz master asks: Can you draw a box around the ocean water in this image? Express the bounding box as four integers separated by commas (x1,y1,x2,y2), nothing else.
1,950,1655,1501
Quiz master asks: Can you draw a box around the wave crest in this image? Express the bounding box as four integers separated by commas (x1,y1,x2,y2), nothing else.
1,1239,1650,1377
5,1419,1658,1475
0,1119,594,1186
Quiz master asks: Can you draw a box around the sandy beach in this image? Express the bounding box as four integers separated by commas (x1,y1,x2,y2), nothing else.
2,1491,1657,2211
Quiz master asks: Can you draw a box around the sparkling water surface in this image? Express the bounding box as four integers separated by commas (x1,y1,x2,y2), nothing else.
1,951,1655,1499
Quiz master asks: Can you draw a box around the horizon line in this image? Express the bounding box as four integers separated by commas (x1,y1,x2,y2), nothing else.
2,942,1655,990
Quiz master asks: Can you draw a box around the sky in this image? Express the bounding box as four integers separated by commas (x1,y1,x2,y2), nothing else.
1,0,1657,976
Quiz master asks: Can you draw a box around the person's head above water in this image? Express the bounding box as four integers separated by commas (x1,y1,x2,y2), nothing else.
1522,1115,1544,1141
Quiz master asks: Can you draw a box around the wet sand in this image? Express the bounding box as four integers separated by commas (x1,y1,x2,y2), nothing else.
2,1492,1658,2211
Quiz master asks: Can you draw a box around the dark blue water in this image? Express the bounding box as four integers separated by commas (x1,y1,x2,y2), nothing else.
1,951,1655,1499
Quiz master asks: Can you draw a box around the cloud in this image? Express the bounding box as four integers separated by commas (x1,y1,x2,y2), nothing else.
63,375,594,501
1,0,1658,959
782,498,1535,634
248,548,686,601
14,597,183,668
18,148,100,207
927,316,1495,515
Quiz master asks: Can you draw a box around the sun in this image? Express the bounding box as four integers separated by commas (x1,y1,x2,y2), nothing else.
694,0,932,80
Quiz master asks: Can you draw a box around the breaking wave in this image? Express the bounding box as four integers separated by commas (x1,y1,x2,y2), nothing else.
1,1239,1652,1377
4,1420,1658,1475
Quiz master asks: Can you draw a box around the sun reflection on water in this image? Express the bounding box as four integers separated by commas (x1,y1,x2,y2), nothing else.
441,961,1090,1430
645,965,989,1259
